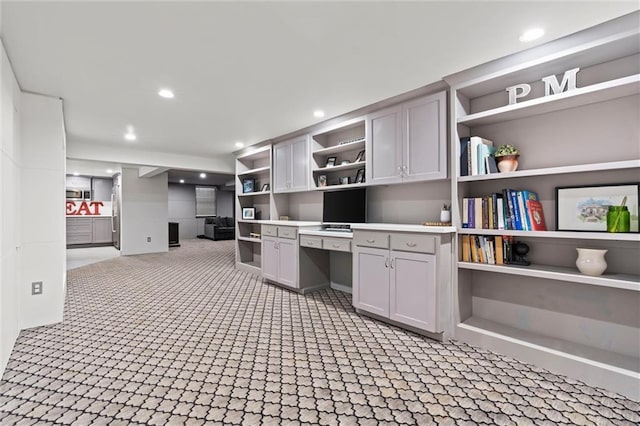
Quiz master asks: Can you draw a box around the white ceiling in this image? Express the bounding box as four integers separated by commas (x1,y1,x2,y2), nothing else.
2,1,638,166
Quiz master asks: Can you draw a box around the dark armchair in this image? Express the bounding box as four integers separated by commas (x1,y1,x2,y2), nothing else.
204,216,235,241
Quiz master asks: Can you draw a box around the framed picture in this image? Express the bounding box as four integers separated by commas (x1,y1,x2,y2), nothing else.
556,183,639,232
317,175,327,187
355,168,365,184
325,157,337,167
354,150,365,163
261,183,270,192
242,178,255,193
339,176,350,185
242,207,256,220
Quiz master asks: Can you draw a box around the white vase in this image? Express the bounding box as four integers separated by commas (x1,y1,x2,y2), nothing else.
575,248,607,276
440,209,451,223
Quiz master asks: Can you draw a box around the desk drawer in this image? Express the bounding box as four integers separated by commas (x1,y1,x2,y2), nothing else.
262,225,277,236
322,237,351,253
277,226,297,240
390,233,436,254
300,235,322,248
353,231,389,249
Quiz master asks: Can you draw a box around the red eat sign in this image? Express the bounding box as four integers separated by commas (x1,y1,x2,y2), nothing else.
66,201,104,216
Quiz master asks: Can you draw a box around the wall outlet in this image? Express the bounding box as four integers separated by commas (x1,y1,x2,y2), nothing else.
147,237,151,242
31,281,43,295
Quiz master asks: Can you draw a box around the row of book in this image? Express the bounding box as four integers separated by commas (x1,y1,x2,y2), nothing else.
459,136,497,176
462,189,547,231
461,235,516,265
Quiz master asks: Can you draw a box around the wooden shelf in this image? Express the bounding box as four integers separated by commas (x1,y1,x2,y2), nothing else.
458,160,640,182
312,139,365,157
237,191,270,198
458,228,640,242
457,316,639,373
458,74,640,127
313,182,367,191
237,166,270,177
459,261,640,292
313,161,366,174
238,236,261,243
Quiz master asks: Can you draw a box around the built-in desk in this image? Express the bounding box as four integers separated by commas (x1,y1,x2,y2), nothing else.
260,221,456,339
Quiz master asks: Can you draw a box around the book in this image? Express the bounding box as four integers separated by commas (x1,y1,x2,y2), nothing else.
496,197,505,230
462,198,469,228
470,236,479,263
459,137,470,176
482,197,489,229
516,190,528,231
520,190,540,231
526,199,548,231
509,189,523,230
469,136,493,176
485,155,499,174
461,235,471,262
474,198,483,230
477,144,497,175
491,193,500,230
495,236,504,265
468,198,475,228
502,188,515,230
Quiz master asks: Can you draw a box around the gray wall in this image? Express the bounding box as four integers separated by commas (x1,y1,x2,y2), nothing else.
216,189,235,218
169,183,197,240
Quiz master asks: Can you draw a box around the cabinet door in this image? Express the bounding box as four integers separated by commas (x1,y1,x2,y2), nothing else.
353,246,390,317
403,92,447,182
290,136,309,192
262,236,279,281
273,143,291,193
366,105,403,185
92,217,113,243
277,238,298,289
389,251,437,332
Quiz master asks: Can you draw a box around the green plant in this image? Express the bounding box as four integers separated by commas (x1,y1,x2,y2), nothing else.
495,144,519,157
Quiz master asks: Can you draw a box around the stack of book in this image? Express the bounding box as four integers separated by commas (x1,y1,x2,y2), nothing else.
462,189,547,231
461,235,516,265
459,136,498,176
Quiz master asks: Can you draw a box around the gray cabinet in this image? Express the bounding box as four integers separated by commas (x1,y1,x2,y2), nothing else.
261,225,299,289
273,136,309,193
92,178,113,201
353,230,440,334
366,91,447,185
92,217,113,243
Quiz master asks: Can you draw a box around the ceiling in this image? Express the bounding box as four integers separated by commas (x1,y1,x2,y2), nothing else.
2,1,638,167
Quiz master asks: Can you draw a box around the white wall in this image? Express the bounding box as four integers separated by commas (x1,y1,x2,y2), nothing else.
0,41,21,373
121,167,168,255
19,92,66,330
169,183,197,240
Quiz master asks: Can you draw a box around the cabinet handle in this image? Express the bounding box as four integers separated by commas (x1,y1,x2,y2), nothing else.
406,242,417,247
384,258,389,268
332,244,340,248
390,258,395,269
366,239,375,243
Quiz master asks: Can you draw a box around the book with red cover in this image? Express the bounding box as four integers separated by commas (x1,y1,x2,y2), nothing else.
526,199,547,231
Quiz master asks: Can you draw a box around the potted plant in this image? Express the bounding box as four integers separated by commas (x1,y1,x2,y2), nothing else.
494,144,520,172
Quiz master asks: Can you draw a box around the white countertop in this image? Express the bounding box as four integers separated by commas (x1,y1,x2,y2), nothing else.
251,220,322,227
350,223,456,233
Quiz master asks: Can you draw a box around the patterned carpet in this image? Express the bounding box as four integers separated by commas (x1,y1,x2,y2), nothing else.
0,239,638,425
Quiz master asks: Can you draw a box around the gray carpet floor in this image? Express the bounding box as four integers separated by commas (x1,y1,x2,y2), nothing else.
0,239,638,425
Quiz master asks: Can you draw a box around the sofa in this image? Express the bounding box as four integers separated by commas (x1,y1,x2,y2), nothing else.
204,216,235,241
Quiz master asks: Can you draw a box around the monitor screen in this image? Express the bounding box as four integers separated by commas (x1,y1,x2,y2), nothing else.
322,188,367,224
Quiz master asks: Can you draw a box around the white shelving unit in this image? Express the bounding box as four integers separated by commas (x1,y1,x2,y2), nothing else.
235,146,272,274
310,118,367,188
445,12,640,399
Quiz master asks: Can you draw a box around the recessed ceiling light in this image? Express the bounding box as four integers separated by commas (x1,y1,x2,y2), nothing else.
179,179,185,184
73,172,79,176
314,110,325,118
235,142,244,148
124,132,136,141
520,28,544,42
106,169,113,174
158,88,174,99
200,173,206,178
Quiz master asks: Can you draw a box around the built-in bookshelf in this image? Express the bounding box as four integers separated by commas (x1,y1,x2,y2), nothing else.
310,118,367,189
445,12,640,399
235,146,271,274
